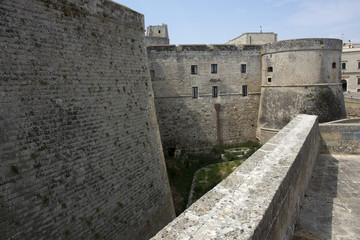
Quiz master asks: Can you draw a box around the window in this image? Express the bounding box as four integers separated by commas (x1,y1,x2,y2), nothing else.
241,64,246,73
358,77,360,85
242,85,247,96
211,64,217,74
150,70,155,81
191,65,198,75
342,62,346,70
192,87,198,98
358,89,360,92
268,67,273,72
268,77,272,83
358,61,360,69
212,86,218,97
332,62,336,68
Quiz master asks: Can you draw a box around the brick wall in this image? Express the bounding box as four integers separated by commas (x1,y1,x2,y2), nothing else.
0,0,174,239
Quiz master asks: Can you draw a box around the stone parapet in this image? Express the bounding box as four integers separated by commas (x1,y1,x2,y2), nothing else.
262,38,342,55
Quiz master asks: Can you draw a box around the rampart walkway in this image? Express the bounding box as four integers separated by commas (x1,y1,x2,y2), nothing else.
295,154,360,240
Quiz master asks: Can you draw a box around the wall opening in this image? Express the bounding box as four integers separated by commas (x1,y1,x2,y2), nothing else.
332,62,336,68
341,79,347,92
211,64,217,74
342,62,347,70
191,65,198,75
192,87,198,98
268,77,272,83
242,85,248,96
150,70,155,81
212,86,218,97
241,64,246,73
268,67,273,72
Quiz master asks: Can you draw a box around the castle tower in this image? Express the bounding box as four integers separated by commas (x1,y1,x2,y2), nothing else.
257,38,346,143
145,24,170,45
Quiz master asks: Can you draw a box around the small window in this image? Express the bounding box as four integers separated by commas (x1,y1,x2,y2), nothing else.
268,67,273,72
211,64,217,74
150,70,155,81
268,77,272,83
332,62,336,68
192,87,198,98
358,61,360,69
191,65,198,75
357,89,360,92
358,77,360,85
158,30,161,34
342,62,346,70
212,86,218,97
242,85,247,96
241,64,246,73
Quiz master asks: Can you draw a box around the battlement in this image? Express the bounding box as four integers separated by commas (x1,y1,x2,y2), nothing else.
147,44,262,52
263,38,343,54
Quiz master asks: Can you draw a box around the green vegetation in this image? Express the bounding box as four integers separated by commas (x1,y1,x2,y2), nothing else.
191,159,246,203
165,141,260,216
11,165,19,174
301,87,343,123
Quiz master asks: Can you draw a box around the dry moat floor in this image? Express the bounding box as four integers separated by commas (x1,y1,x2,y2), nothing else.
294,154,360,240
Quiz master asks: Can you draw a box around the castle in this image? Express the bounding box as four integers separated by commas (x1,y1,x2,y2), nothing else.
0,1,347,239
146,24,345,150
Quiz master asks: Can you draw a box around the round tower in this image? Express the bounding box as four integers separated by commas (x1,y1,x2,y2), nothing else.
257,38,346,143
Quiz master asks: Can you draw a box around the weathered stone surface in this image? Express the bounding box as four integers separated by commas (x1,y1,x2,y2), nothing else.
151,115,320,240
344,93,360,118
257,39,345,143
0,0,174,239
147,44,261,150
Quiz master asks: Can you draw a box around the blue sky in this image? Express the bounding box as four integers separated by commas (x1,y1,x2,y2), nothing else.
113,0,360,45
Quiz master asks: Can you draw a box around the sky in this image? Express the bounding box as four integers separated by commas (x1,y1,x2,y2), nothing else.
113,0,360,45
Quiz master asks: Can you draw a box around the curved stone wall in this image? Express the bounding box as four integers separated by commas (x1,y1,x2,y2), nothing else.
0,0,174,239
257,39,345,143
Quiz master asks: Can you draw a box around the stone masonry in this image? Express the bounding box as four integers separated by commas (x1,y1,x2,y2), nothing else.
0,0,174,239
147,45,261,150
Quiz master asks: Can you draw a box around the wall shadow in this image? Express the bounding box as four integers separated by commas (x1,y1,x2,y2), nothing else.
293,153,339,239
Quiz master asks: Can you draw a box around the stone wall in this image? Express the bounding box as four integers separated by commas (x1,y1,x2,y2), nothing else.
227,32,277,45
147,44,261,150
257,38,345,143
344,94,360,118
320,119,360,153
151,114,320,240
0,0,174,239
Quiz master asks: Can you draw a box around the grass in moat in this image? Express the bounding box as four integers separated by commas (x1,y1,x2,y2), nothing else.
165,141,261,216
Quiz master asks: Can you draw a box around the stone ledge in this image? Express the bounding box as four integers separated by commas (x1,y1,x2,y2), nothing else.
151,114,320,239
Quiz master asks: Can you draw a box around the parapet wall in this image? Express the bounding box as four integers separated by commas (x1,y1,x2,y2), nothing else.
152,114,320,239
344,95,360,118
320,119,360,153
0,0,174,239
